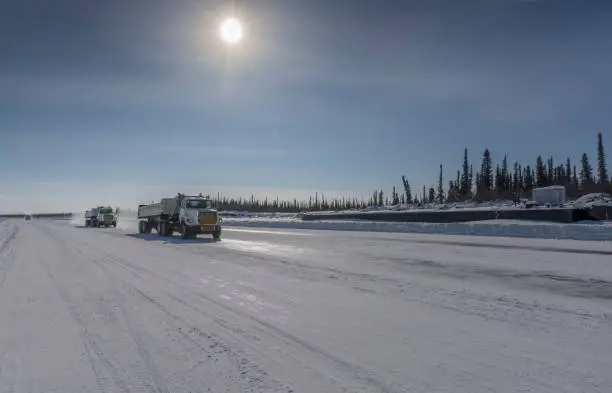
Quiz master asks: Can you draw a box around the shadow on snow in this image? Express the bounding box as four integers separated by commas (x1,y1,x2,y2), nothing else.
126,233,220,244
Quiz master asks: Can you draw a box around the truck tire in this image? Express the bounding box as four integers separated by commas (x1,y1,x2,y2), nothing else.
145,221,152,234
139,221,150,234
158,221,167,237
180,223,194,239
212,228,221,240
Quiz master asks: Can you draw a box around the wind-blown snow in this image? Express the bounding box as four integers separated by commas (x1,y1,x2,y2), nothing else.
1,219,612,392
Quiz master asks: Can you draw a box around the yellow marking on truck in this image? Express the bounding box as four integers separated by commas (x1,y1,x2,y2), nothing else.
199,212,217,225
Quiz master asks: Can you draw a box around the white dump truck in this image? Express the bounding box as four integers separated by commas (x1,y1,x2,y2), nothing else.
85,206,118,228
137,193,222,239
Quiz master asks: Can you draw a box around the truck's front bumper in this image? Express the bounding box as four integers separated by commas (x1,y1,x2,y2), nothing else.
197,224,221,234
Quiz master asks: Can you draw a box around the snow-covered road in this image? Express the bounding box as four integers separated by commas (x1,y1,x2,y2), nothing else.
1,219,611,393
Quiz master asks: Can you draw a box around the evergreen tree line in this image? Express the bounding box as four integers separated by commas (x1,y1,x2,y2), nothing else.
401,132,610,204
117,133,609,213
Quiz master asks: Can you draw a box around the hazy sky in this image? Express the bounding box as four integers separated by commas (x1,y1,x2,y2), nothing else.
1,0,611,212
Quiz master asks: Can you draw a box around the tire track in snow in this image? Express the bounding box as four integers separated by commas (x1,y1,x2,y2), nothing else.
0,222,18,292
56,224,407,393
163,289,411,393
40,252,130,393
64,238,293,393
37,224,172,393
42,223,292,393
130,287,291,393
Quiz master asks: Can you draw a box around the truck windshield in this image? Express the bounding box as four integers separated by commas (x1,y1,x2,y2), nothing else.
99,209,112,214
185,199,212,209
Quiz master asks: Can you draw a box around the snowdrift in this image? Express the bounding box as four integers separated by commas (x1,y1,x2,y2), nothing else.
220,217,612,241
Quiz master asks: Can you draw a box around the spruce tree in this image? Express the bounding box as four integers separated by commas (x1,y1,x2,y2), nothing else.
572,165,579,195
495,165,503,196
580,153,594,192
480,149,493,195
501,155,509,195
536,156,546,187
401,176,412,202
469,164,474,197
392,186,399,205
428,187,436,203
597,133,609,190
437,164,444,203
524,165,534,191
460,148,470,198
512,162,520,194
547,157,554,186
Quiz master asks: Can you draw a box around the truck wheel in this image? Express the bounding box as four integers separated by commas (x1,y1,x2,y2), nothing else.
139,221,150,234
113,223,117,228
212,228,221,240
145,222,152,234
158,221,166,237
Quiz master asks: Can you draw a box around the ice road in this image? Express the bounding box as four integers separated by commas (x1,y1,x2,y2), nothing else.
0,219,611,393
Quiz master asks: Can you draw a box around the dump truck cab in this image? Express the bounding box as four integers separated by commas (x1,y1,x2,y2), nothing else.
177,195,222,238
96,207,117,227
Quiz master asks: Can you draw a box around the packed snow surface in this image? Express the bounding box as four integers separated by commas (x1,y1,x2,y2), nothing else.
1,218,612,392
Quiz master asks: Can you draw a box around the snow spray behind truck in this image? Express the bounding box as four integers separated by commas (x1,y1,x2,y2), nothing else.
137,193,222,240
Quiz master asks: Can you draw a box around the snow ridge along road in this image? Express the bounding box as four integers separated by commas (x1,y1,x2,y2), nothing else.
1,220,611,393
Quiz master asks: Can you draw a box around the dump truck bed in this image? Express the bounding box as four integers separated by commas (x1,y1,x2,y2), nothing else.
137,198,178,218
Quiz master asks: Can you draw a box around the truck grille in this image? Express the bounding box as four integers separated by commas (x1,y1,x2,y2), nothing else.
103,215,114,222
199,212,217,225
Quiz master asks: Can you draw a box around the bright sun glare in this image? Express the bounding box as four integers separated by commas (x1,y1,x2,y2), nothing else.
219,18,243,45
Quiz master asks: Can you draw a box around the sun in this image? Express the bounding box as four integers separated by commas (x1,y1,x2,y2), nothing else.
219,17,243,45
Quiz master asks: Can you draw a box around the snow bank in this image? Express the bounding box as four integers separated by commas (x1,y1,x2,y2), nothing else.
222,217,612,242
572,193,612,208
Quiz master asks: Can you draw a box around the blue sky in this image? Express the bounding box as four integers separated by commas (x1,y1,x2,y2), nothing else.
1,0,611,212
